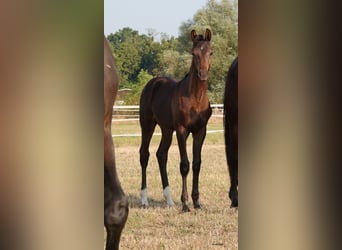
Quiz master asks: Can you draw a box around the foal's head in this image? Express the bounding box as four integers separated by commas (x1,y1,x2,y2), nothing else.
190,29,212,81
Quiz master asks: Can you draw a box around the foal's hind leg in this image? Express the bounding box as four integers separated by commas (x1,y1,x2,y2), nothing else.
139,120,156,207
157,128,175,206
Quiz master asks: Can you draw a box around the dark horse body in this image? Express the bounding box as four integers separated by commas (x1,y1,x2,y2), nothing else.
139,29,212,212
104,36,128,250
224,57,238,207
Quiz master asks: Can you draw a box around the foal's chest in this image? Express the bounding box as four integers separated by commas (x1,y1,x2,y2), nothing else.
190,106,211,129
174,96,212,132
176,105,211,133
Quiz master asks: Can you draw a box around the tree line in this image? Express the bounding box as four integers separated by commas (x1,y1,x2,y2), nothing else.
106,0,237,104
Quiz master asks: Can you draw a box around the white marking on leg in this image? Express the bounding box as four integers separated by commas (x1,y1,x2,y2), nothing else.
163,186,175,206
140,188,149,206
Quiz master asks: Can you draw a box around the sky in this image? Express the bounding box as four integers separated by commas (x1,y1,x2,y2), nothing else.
104,0,208,38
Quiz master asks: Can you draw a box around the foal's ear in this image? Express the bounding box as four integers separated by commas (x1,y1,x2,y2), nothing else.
191,30,197,42
205,29,211,41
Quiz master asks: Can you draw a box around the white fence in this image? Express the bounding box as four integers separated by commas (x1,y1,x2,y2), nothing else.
112,104,224,137
112,104,223,122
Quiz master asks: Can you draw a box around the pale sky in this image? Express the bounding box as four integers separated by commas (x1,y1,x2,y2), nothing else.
104,0,208,37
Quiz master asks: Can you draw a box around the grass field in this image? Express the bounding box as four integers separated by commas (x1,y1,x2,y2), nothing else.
106,117,238,249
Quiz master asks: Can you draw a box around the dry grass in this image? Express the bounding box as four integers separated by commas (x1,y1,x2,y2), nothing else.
106,118,238,249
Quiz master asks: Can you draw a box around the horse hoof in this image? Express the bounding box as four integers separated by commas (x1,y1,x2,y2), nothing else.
140,189,149,208
182,205,191,212
167,201,175,207
163,186,175,206
230,202,238,208
141,204,148,209
194,203,201,209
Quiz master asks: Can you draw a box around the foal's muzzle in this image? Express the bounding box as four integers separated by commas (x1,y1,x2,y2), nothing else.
198,70,209,81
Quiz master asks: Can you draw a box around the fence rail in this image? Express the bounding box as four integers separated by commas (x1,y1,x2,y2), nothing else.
111,104,224,137
113,104,223,109
112,104,223,122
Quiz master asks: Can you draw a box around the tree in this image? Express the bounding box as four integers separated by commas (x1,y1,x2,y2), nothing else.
153,36,179,76
107,27,139,47
107,28,162,88
125,69,153,105
107,28,142,87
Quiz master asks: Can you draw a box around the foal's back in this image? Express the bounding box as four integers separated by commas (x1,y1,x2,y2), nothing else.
140,77,178,129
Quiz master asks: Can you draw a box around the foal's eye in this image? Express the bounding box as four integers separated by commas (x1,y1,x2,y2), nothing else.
210,52,213,56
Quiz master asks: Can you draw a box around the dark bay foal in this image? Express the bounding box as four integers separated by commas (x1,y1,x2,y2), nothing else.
139,29,213,212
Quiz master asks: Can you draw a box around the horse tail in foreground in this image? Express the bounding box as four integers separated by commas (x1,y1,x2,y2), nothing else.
224,57,238,208
104,36,129,250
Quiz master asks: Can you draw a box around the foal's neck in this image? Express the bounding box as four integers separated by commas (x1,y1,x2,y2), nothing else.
187,64,208,103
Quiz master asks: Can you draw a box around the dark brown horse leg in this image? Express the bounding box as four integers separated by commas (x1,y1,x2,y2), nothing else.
139,121,156,207
157,128,175,206
105,224,117,250
176,128,190,212
226,124,238,208
228,157,238,208
191,127,207,209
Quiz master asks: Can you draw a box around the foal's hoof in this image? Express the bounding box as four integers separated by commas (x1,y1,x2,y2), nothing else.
163,186,175,206
230,203,238,208
140,189,149,208
229,190,238,208
166,201,175,207
194,203,201,209
141,204,149,209
182,204,191,212
193,200,201,209
230,198,238,208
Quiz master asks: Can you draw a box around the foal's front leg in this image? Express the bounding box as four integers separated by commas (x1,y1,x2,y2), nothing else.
176,128,190,212
192,127,207,209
